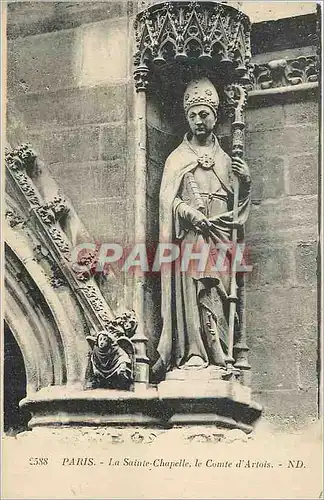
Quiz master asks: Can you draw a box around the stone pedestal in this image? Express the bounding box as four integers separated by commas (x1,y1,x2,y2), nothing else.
21,381,262,433
20,386,169,428
158,368,261,433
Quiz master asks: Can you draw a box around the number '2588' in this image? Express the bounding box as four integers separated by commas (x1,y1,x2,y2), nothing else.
29,458,49,466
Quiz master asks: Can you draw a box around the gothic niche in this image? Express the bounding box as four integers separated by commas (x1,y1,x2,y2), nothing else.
131,0,262,430
134,1,252,366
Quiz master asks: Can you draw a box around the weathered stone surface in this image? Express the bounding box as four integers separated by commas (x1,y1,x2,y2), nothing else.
7,1,129,39
284,100,319,125
246,105,284,133
248,306,317,392
247,156,285,201
98,272,126,315
246,245,293,287
246,196,317,235
247,285,317,392
147,157,164,200
246,287,317,342
246,125,318,159
245,227,316,250
76,198,127,243
6,100,30,147
254,389,318,429
216,119,232,139
147,126,181,164
49,160,127,204
246,129,284,158
79,18,129,86
101,121,135,164
11,84,129,129
248,333,298,391
246,285,317,398
8,30,79,95
29,127,100,164
287,153,318,196
251,13,317,56
7,18,132,97
100,124,129,161
7,2,57,39
297,338,319,391
295,241,318,284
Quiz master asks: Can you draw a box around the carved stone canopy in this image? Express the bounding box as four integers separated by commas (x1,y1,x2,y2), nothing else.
134,1,252,89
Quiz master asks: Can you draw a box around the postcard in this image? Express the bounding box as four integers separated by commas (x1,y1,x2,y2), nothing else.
1,1,322,498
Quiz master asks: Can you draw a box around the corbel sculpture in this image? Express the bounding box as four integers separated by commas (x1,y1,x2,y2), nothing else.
85,311,140,390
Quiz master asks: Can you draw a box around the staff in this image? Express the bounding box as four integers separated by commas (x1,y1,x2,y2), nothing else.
227,85,247,368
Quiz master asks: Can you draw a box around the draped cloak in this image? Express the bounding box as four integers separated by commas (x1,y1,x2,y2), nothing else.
156,134,251,372
91,341,131,379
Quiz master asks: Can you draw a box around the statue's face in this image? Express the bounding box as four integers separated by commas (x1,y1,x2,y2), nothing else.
186,105,217,140
97,333,111,349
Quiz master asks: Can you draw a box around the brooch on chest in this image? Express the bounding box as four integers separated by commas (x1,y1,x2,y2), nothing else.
197,154,215,170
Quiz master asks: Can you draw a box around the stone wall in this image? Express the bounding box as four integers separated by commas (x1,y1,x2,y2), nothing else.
7,1,140,310
7,2,138,310
245,91,319,429
6,2,319,429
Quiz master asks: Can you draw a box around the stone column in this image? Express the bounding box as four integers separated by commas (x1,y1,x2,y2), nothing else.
132,64,150,386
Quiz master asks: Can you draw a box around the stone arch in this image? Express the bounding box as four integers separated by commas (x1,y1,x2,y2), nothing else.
4,220,89,395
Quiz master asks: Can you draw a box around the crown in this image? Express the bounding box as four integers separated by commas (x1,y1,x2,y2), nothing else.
183,77,219,115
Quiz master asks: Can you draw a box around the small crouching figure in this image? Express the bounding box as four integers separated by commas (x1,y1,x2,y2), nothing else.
85,328,134,390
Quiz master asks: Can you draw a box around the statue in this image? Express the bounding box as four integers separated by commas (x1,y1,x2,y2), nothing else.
85,324,135,390
153,77,251,379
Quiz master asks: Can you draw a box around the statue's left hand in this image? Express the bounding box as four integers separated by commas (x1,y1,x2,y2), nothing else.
232,157,251,184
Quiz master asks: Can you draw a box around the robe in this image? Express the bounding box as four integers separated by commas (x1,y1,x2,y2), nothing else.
91,342,131,380
155,133,251,373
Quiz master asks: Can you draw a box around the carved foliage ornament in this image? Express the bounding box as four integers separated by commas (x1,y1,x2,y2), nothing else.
5,143,36,171
5,209,26,228
134,1,251,83
71,245,102,282
6,144,114,332
88,311,138,341
36,196,70,226
49,264,67,289
5,144,41,207
248,55,318,91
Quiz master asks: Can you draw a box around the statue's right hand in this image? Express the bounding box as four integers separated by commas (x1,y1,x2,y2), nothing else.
182,206,211,233
194,218,213,235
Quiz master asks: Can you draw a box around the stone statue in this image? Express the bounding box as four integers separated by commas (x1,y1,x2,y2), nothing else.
153,77,251,379
85,326,135,390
